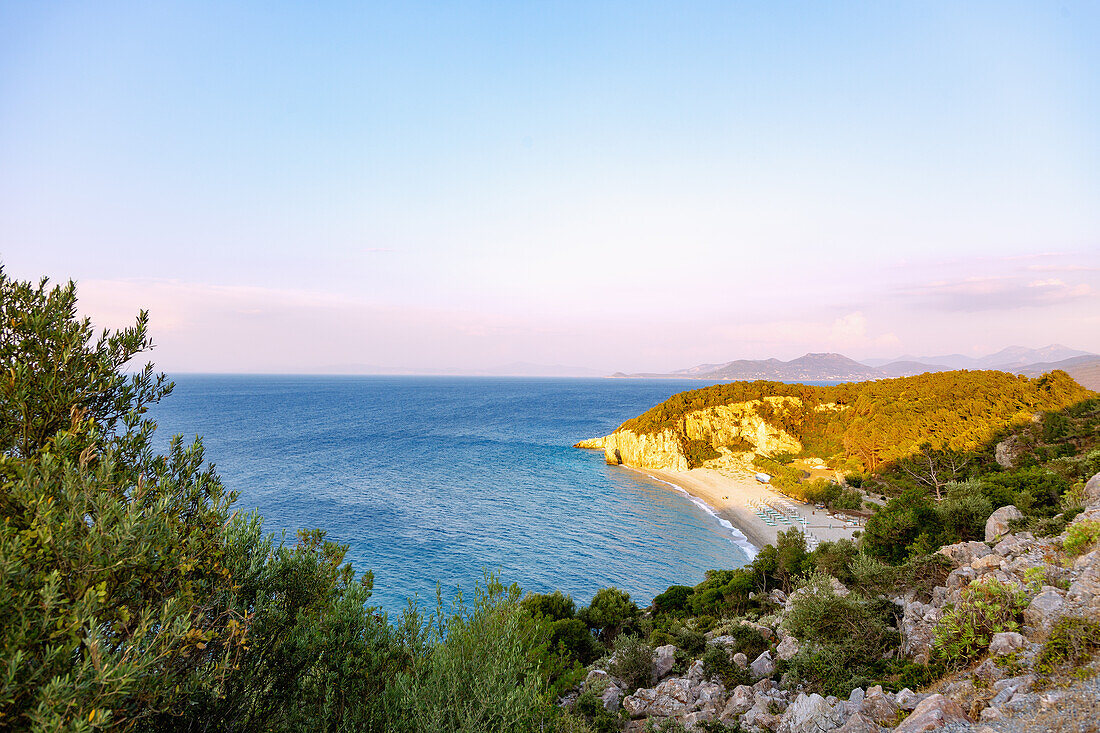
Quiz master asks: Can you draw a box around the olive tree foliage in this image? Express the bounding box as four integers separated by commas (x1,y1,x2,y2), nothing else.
390,575,552,733
0,269,247,730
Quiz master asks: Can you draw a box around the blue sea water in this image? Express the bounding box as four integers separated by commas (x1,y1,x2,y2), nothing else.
149,376,752,616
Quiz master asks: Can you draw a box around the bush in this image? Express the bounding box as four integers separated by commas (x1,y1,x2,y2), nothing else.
701,645,749,688
1036,617,1100,674
653,585,693,615
391,576,550,733
785,638,885,697
0,272,250,729
932,576,1027,669
522,590,577,621
1064,520,1100,555
935,480,992,543
862,489,940,564
608,635,654,692
580,587,640,642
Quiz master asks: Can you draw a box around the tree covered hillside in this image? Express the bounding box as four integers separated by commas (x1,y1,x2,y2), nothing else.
616,371,1094,471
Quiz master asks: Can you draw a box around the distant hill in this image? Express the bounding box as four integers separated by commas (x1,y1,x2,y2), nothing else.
1015,355,1100,391
616,344,1096,383
866,344,1092,371
615,353,883,381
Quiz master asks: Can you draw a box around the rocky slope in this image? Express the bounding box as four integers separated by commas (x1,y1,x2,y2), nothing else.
576,397,806,470
566,472,1100,732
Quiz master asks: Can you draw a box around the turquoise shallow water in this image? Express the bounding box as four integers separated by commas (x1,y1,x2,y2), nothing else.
149,375,751,615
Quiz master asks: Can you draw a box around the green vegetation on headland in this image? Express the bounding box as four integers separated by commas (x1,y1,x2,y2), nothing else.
616,371,1091,472
3,268,1099,732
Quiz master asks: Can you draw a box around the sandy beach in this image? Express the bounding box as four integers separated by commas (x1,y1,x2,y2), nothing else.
627,467,862,552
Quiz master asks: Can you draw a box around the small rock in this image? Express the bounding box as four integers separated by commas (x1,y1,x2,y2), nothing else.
1023,588,1066,631
777,692,843,733
653,644,677,680
777,636,800,661
750,650,776,679
584,669,610,689
938,541,992,567
720,685,755,721
861,690,899,724
894,689,921,711
985,505,1023,541
979,706,1002,722
893,693,970,732
971,554,1002,571
600,684,621,711
1085,471,1100,506
988,631,1027,656
838,712,884,732
686,659,706,682
733,652,748,668
849,688,866,707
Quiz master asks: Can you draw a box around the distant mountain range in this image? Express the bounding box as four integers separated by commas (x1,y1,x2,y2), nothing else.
611,345,1100,391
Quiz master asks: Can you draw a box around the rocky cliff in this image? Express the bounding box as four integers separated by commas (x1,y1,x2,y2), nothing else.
575,397,807,471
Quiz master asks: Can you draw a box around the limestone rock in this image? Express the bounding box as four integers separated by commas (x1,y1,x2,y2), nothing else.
838,712,885,732
995,437,1022,469
600,684,621,711
653,644,677,680
686,658,706,682
733,652,749,668
985,505,1023,541
1023,588,1066,631
720,685,756,721
860,690,899,724
988,631,1027,656
1085,471,1100,506
742,700,783,732
777,693,843,733
696,680,725,706
894,689,922,711
622,677,694,718
893,694,970,732
776,636,800,661
971,553,1002,571
938,541,991,567
750,650,776,679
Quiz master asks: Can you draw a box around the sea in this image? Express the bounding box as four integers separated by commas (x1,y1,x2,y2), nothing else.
148,375,754,616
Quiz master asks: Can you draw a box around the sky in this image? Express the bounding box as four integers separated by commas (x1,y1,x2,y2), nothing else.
1,1,1098,374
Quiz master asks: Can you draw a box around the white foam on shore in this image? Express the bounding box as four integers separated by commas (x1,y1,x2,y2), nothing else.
643,473,759,559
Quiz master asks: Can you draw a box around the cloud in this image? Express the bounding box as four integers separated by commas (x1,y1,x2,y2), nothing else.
900,276,1093,312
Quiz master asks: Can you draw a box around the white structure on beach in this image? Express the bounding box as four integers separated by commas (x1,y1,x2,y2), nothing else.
754,472,771,483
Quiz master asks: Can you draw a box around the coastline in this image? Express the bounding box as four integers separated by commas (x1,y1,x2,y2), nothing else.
624,466,859,555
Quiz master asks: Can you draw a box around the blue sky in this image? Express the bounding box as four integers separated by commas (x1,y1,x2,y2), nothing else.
1,1,1098,372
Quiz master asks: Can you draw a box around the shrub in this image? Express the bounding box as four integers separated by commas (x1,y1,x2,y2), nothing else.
786,638,885,697
935,480,993,543
549,617,600,665
1036,617,1100,674
701,645,749,688
862,489,940,564
932,577,1027,669
683,439,721,468
522,590,577,621
653,585,693,615
580,587,640,642
391,576,550,733
1064,520,1100,555
608,635,654,692
783,574,893,648
673,626,707,657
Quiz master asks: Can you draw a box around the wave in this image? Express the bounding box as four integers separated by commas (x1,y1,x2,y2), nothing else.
642,474,758,559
